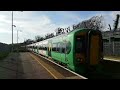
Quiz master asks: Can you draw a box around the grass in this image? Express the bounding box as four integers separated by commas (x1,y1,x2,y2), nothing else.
0,52,10,60
104,55,120,60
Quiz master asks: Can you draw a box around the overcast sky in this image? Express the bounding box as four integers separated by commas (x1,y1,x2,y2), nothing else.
0,11,120,44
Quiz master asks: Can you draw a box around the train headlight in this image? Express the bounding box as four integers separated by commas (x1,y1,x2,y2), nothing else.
77,58,80,61
77,58,83,63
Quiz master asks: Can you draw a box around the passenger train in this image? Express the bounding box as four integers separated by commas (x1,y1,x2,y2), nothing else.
27,28,103,74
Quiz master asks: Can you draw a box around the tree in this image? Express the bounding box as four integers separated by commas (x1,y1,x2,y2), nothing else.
45,33,55,39
113,14,120,31
73,15,105,31
23,39,35,45
35,35,44,42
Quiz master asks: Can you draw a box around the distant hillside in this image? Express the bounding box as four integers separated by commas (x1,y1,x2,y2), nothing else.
0,42,11,52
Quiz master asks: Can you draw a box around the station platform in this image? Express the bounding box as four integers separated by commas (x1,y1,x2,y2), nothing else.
0,52,86,79
0,52,54,79
104,56,120,62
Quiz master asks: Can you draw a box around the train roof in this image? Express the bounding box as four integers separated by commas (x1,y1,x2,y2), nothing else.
27,28,96,46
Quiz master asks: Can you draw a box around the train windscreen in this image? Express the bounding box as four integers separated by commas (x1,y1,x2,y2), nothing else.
75,36,85,53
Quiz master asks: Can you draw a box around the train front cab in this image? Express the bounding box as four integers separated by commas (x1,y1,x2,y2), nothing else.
74,29,103,74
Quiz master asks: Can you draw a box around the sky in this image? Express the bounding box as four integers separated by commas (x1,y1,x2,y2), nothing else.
0,11,120,44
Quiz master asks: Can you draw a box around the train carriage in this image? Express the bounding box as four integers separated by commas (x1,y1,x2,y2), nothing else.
34,43,37,53
39,40,48,56
27,28,103,74
37,42,42,55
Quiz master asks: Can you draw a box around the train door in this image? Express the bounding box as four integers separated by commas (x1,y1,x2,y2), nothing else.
88,30,101,65
60,42,66,63
48,42,51,57
54,42,61,61
37,43,39,54
75,35,86,64
90,35,99,65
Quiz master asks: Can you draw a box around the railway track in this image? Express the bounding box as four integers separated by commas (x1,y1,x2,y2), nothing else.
86,59,120,79
30,52,87,79
104,58,120,62
28,51,120,79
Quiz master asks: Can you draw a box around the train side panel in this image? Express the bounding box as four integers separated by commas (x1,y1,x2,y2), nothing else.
50,36,64,62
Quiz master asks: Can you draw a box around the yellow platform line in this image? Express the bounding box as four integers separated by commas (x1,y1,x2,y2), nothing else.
29,53,60,79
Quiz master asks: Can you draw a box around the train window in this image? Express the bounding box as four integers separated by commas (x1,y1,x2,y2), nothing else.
46,44,48,50
41,46,43,50
66,41,71,54
45,47,47,50
42,46,43,50
52,44,54,51
44,45,45,50
42,45,44,50
75,36,85,53
45,44,48,50
39,46,41,50
43,46,45,50
57,43,61,52
56,43,58,52
43,45,45,50
52,43,56,51
44,45,47,50
61,43,66,53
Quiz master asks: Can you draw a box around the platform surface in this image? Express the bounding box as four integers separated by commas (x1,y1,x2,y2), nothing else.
0,52,54,79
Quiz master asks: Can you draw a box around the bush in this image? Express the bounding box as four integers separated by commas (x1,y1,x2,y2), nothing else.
0,52,9,60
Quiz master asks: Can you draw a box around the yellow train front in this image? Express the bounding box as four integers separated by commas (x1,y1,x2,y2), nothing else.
73,29,103,74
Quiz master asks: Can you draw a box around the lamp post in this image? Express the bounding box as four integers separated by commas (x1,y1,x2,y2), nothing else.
12,11,17,52
12,11,16,52
12,11,13,52
11,11,23,52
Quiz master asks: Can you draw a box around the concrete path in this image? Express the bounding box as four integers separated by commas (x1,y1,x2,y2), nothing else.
0,52,54,79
